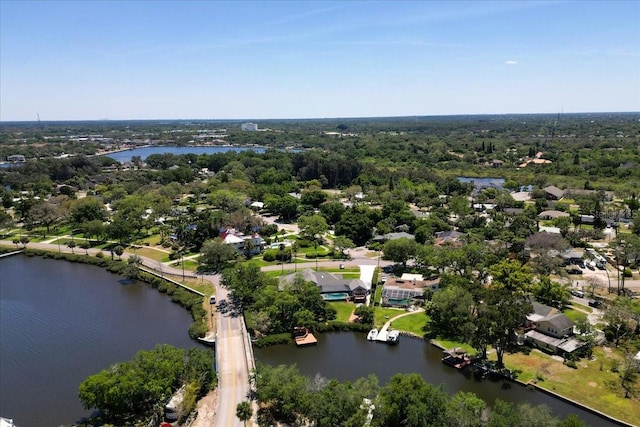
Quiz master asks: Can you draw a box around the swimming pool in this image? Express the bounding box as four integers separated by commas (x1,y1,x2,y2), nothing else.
322,292,349,301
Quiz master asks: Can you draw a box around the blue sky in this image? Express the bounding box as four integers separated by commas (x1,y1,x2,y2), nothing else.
1,1,639,121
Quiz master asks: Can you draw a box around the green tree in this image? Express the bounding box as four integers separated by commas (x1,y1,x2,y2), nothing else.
373,373,448,427
532,277,571,308
298,214,329,242
354,305,374,325
199,238,238,274
335,206,373,246
69,196,107,225
319,201,346,225
426,285,476,341
236,401,253,426
445,391,486,427
383,238,418,268
333,235,355,259
300,189,327,208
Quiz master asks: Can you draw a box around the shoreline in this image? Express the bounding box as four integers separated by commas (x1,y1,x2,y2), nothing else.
1,245,636,426
427,338,634,427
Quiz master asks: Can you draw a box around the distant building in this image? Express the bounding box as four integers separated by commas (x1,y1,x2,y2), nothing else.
241,123,258,131
6,154,25,162
543,186,565,200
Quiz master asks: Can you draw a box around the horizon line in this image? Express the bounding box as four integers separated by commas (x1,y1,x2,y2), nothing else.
2,110,639,124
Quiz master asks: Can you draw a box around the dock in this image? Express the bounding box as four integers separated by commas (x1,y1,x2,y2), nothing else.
293,327,318,347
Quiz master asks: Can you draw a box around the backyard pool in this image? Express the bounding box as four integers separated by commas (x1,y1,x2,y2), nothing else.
322,292,349,301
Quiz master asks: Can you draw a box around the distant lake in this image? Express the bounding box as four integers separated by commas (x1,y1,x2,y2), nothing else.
103,146,266,163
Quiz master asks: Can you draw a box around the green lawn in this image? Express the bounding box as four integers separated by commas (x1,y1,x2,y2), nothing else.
125,246,167,261
431,338,475,355
390,312,427,336
373,307,406,328
329,302,355,322
563,308,588,323
503,347,640,426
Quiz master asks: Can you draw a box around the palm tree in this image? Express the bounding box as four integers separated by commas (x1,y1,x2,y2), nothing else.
236,401,252,426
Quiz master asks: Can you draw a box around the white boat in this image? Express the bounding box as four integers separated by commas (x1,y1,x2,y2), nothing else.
387,330,400,344
367,329,378,341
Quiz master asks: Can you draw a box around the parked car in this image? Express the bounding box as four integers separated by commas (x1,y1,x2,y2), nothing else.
566,266,583,275
571,290,585,298
576,260,585,268
589,300,603,308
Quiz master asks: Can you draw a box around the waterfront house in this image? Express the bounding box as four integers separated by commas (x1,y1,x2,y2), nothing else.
279,269,369,302
524,302,585,356
381,274,440,307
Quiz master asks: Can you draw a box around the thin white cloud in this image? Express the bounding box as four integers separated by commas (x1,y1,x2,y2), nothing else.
505,60,518,65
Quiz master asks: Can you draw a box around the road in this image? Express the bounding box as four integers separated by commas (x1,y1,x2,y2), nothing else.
209,284,255,427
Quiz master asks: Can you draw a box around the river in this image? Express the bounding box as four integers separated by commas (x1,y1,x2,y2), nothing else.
254,332,619,426
0,255,200,427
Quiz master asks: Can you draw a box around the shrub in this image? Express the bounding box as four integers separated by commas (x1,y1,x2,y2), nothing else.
263,250,278,262
296,238,312,248
253,333,292,347
189,321,208,339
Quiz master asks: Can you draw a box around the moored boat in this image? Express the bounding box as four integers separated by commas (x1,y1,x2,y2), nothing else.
367,328,378,341
387,330,399,344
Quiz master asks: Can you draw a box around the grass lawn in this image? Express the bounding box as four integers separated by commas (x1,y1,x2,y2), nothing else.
563,308,588,323
125,246,167,261
373,286,383,305
373,307,406,328
570,302,593,313
390,312,427,336
329,302,355,322
431,337,475,355
502,347,640,426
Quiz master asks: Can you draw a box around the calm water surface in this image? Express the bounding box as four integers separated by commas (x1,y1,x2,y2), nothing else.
104,146,266,163
255,332,619,426
0,255,200,427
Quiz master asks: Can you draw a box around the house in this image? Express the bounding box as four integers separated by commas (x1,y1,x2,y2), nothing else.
6,154,26,162
524,302,585,356
538,210,570,220
543,186,565,200
381,274,440,307
280,269,370,303
220,228,265,255
372,231,415,242
434,230,464,246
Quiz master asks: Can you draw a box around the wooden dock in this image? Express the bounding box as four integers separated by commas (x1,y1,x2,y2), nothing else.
293,327,318,347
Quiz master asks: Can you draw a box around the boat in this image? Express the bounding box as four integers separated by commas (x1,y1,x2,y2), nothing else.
387,330,400,344
442,348,472,369
367,328,378,341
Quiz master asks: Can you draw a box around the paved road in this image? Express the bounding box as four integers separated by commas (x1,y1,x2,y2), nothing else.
212,284,255,427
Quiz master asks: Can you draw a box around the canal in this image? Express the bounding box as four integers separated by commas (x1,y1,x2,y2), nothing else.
254,332,619,426
0,255,200,427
